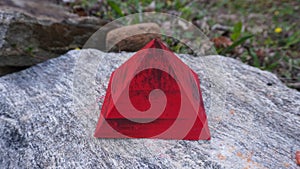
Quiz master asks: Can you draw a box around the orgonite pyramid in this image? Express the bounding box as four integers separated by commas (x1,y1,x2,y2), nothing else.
94,39,210,140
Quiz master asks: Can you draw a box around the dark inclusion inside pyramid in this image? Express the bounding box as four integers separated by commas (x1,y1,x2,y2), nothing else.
94,39,210,140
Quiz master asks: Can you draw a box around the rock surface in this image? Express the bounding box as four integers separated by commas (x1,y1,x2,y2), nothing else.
0,0,75,20
0,1,106,68
0,49,299,168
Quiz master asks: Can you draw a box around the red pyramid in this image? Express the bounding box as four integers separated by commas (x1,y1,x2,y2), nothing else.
94,39,210,140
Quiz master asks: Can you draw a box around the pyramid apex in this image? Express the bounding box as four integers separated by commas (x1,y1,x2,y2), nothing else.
142,38,170,51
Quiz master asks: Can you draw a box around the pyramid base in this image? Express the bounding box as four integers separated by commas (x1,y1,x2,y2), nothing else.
94,118,210,140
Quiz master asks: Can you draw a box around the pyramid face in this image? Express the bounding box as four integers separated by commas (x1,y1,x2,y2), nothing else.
94,39,210,140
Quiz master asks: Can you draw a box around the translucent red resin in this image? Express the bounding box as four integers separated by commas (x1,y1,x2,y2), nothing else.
94,39,210,140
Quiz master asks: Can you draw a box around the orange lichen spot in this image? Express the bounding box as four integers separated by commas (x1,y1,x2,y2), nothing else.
237,152,243,157
215,116,222,122
230,109,235,115
247,151,254,162
217,154,227,160
228,146,236,153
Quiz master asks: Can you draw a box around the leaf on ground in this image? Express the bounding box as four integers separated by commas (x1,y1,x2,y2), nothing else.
211,36,233,48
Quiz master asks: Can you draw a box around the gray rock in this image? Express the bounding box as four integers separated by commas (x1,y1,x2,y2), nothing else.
0,4,106,67
0,0,75,20
0,49,299,169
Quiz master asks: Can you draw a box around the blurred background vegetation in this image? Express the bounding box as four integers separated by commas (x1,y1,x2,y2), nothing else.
59,0,299,90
